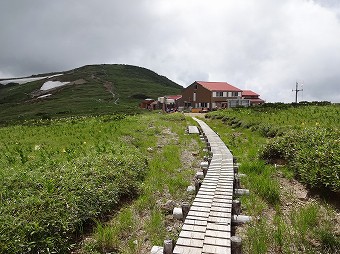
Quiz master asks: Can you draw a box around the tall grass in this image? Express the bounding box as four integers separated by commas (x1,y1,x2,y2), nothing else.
79,112,200,253
0,114,160,253
240,161,280,205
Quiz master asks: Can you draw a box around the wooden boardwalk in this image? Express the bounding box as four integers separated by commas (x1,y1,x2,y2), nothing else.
173,118,234,254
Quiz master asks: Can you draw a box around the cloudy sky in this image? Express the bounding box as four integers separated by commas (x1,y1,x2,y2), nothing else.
1,0,340,103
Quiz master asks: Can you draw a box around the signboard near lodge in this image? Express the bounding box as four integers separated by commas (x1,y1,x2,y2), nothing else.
181,81,264,111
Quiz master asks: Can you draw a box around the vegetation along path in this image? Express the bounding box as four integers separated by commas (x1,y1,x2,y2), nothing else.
1,104,339,254
205,104,340,253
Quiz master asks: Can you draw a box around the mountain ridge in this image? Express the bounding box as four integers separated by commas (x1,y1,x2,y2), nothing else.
0,64,183,124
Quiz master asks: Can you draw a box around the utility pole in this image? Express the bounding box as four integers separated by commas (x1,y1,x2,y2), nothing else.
292,82,303,103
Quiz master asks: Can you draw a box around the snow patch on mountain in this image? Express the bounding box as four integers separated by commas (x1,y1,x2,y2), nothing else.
40,81,69,91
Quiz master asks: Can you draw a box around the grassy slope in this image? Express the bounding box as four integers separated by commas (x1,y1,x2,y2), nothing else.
207,104,340,192
0,113,202,254
0,64,182,123
205,105,340,253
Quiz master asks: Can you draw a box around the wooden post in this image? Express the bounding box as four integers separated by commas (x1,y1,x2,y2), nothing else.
232,200,241,215
207,142,211,151
231,236,242,254
163,239,173,254
233,156,238,164
181,202,190,222
234,177,240,189
195,179,202,194
203,167,208,177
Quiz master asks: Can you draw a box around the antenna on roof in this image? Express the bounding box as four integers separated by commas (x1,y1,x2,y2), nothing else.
292,81,303,103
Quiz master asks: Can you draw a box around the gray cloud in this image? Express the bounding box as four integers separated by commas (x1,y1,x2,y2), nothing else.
1,0,340,102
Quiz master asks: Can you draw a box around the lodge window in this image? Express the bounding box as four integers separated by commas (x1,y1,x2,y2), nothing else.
216,91,224,97
231,92,239,97
200,102,208,107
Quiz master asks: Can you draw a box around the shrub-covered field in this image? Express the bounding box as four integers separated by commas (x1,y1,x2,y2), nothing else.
207,104,340,192
0,114,162,253
205,105,340,253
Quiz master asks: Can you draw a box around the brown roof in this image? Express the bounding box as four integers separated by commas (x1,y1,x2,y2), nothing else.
196,81,242,92
242,90,259,96
249,98,265,103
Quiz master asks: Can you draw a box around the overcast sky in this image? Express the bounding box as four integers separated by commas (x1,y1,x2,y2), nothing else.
1,0,340,103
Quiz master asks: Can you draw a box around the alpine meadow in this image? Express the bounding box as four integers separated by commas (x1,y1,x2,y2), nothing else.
0,64,339,254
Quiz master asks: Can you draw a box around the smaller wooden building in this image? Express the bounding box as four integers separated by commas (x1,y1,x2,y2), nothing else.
242,90,265,105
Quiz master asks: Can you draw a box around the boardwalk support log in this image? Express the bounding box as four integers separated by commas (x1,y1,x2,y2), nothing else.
231,236,242,254
235,173,247,178
173,207,183,220
234,188,250,196
186,185,195,193
163,239,173,254
232,215,252,225
200,161,209,169
195,171,204,180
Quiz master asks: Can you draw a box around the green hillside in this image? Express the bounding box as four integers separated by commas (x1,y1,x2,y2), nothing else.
0,64,182,123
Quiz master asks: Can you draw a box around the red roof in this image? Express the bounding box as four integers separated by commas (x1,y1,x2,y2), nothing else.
165,95,182,100
196,81,242,92
242,90,259,96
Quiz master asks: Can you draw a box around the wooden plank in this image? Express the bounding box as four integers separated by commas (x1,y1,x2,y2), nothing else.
194,197,214,203
202,244,231,254
187,210,210,218
191,201,211,208
209,211,230,217
213,198,233,204
210,206,231,213
186,215,209,222
208,216,231,224
184,219,208,226
190,206,210,213
182,224,206,232
176,236,204,248
205,229,231,239
204,236,231,247
179,230,205,240
212,202,232,208
173,245,202,254
206,222,231,232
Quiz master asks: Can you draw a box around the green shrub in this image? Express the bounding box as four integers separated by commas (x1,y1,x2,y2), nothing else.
0,115,150,253
260,127,340,192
